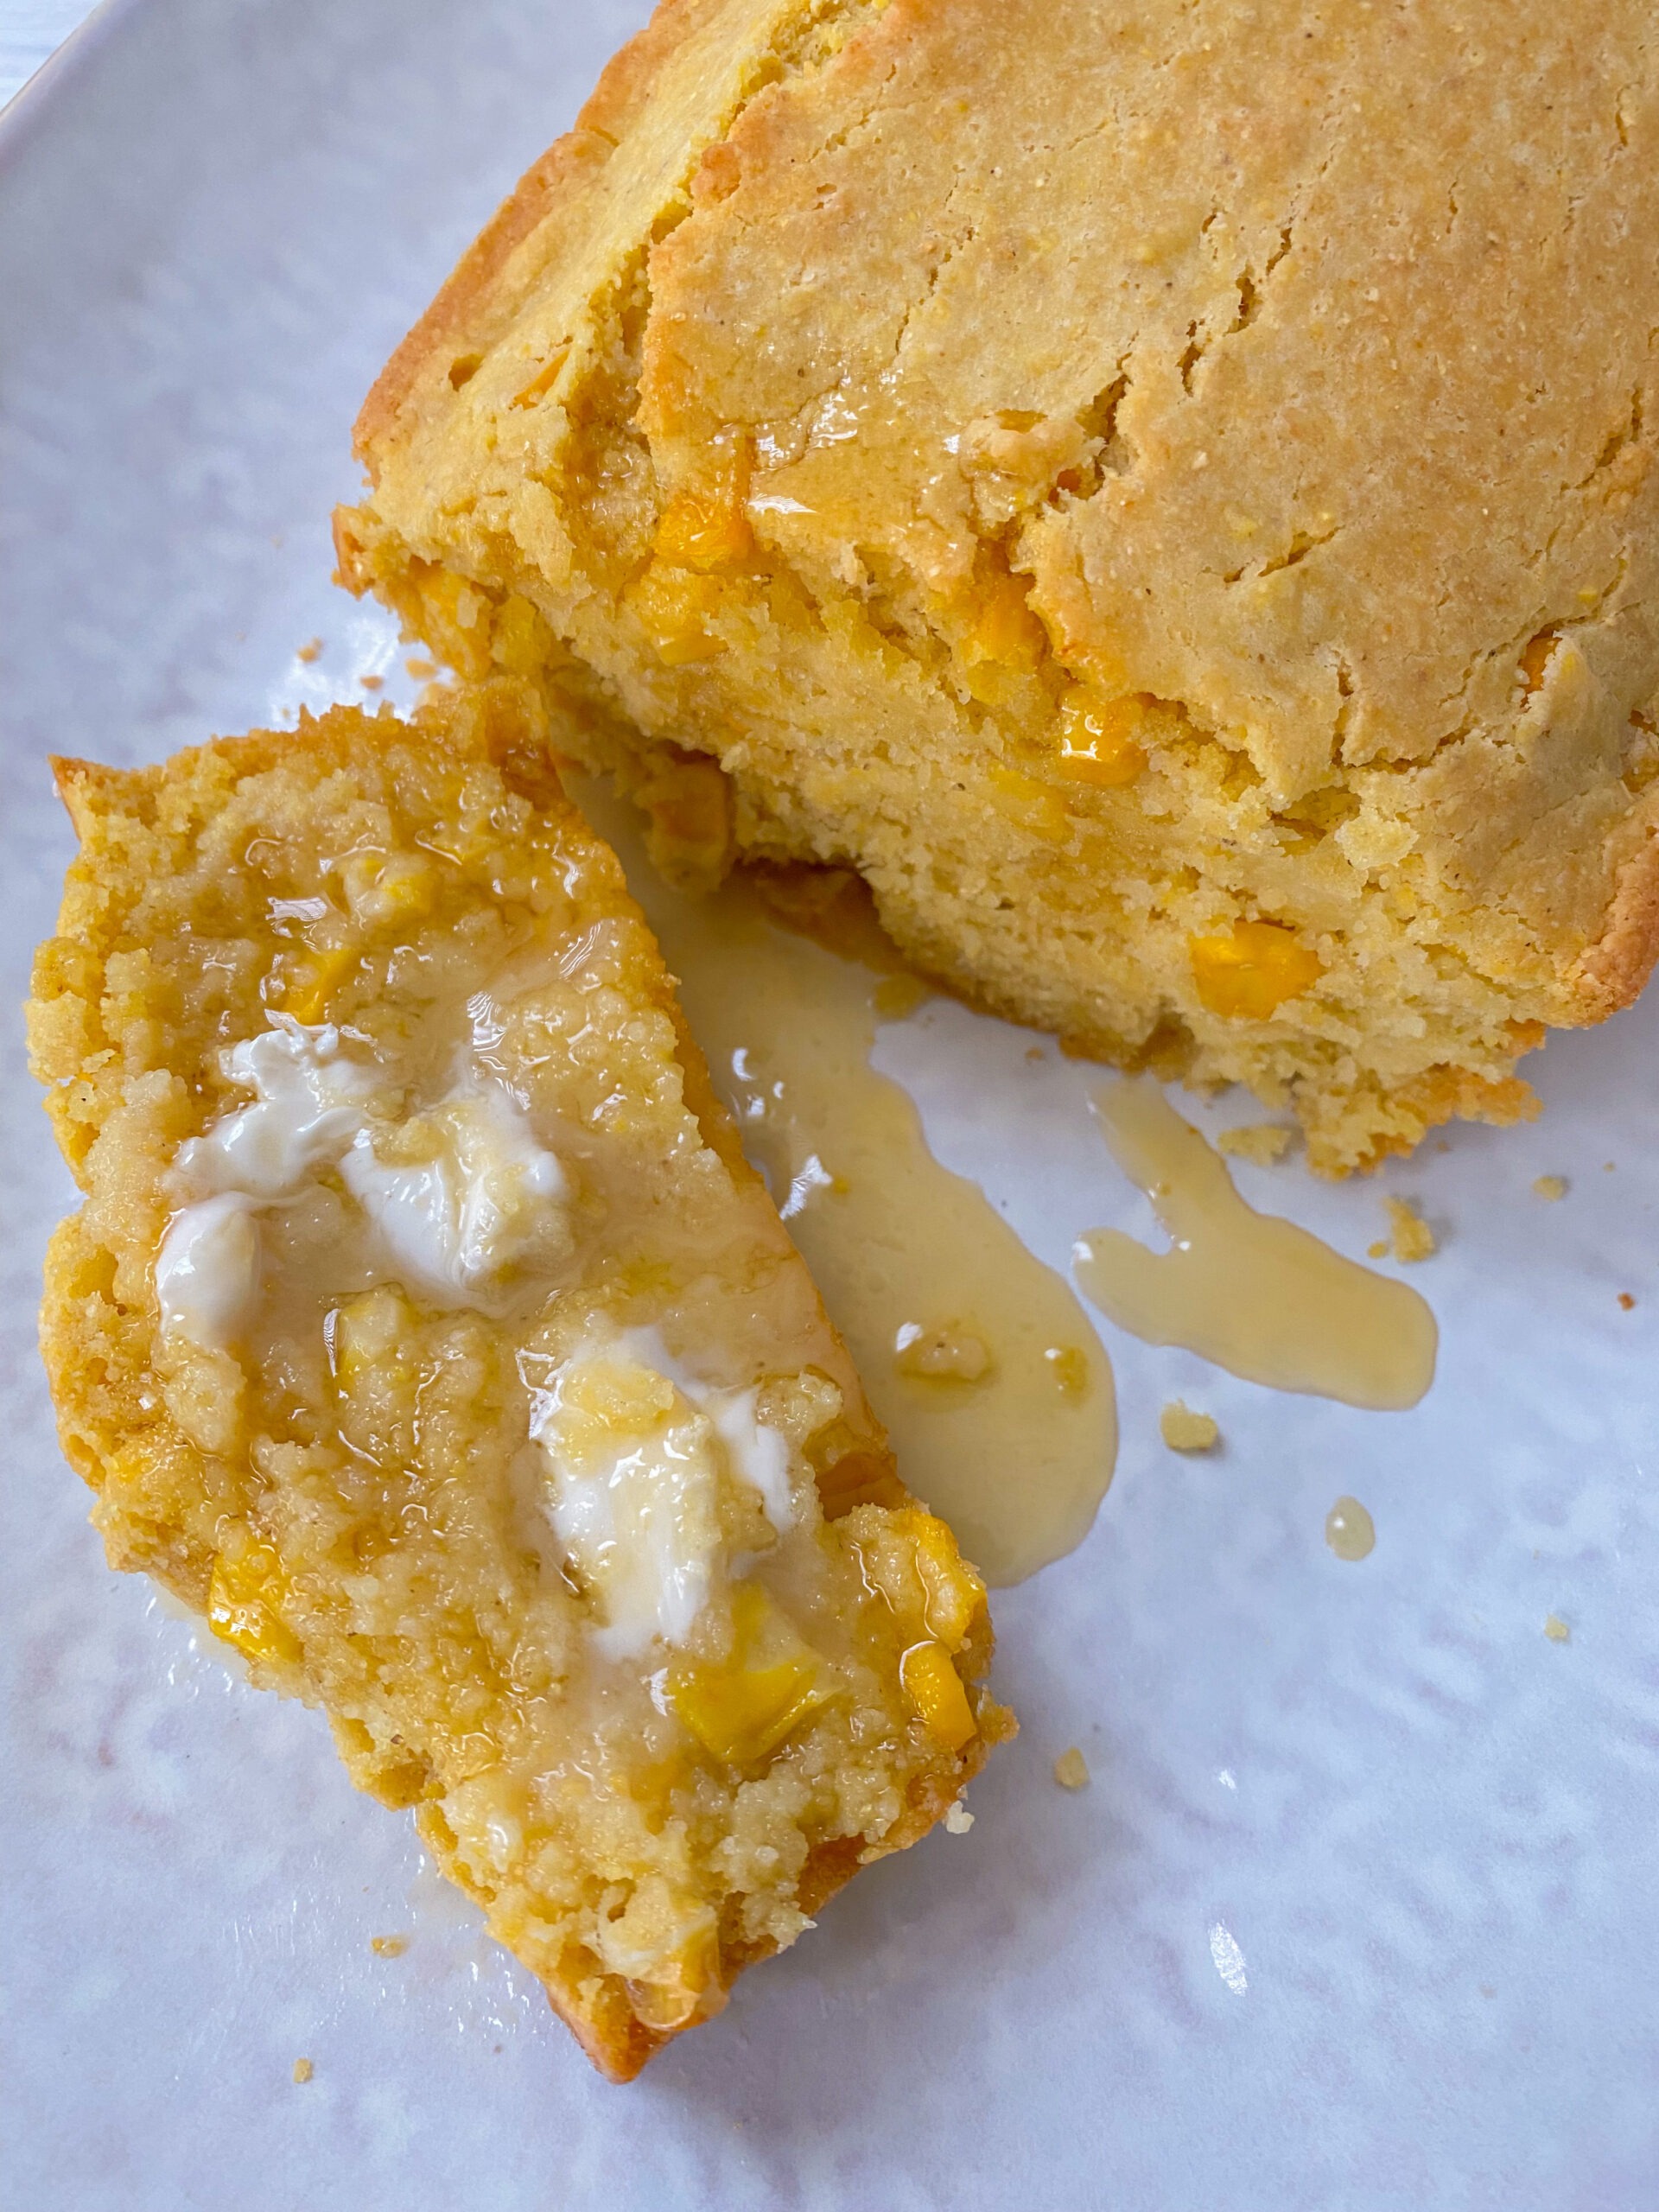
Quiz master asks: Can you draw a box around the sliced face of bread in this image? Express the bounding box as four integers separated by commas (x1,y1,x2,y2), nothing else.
28,683,1007,2080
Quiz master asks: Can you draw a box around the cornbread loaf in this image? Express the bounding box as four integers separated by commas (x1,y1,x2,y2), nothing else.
28,685,1007,2081
338,0,1659,1173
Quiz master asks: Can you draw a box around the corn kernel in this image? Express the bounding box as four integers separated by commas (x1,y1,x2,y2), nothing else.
1190,918,1323,1020
1054,689,1147,789
338,849,435,931
508,345,571,410
988,763,1069,842
491,592,560,677
962,571,1046,671
412,564,494,681
209,1543,300,1669
654,446,753,574
279,944,359,1022
900,1639,977,1751
627,564,730,664
666,1584,830,1766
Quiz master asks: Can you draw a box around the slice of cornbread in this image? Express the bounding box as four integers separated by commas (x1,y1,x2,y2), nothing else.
27,684,1007,2081
337,0,1659,1173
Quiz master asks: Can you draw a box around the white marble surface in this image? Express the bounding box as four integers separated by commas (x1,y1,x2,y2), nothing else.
3,4,1658,2206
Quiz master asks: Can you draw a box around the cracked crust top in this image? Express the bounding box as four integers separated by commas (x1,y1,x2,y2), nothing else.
345,0,1659,1163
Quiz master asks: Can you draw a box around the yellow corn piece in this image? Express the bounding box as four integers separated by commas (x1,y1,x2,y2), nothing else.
280,944,359,1022
410,564,495,682
1054,688,1147,789
627,564,730,665
209,1544,301,1669
490,591,560,677
667,1584,829,1766
900,1639,977,1751
654,461,753,575
1190,918,1324,1020
987,763,1069,842
508,345,571,410
963,571,1046,671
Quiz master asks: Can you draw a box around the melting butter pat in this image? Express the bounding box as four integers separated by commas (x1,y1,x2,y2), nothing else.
530,1330,801,1661
156,1192,263,1350
155,1017,573,1354
340,1086,569,1304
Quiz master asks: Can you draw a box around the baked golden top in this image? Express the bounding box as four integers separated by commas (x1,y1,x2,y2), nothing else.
29,687,1004,2080
339,0,1659,1171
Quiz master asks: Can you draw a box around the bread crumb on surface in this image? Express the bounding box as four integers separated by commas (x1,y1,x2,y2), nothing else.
359,672,385,691
1545,1613,1571,1643
1618,1292,1637,1311
371,1935,409,1957
1532,1174,1568,1202
1384,1196,1437,1262
292,2058,314,2085
872,973,931,1021
1217,1123,1294,1166
1053,1746,1090,1790
1160,1401,1220,1452
406,657,436,678
295,638,321,664
944,1801,975,1834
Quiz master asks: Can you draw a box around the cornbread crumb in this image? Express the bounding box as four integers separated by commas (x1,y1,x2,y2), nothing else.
292,2059,314,2085
1533,1175,1568,1202
943,1801,974,1834
893,1321,993,1384
1619,1293,1637,1311
1384,1198,1437,1262
406,657,436,678
873,973,931,1022
1545,1613,1572,1643
1052,1746,1090,1790
1160,1402,1220,1453
28,690,1007,2082
1043,1345,1090,1398
1217,1123,1295,1166
371,1935,409,1958
359,672,384,691
295,639,321,664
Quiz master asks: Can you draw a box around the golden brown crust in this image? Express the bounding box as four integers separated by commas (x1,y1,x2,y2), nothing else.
353,0,782,468
1567,822,1659,1018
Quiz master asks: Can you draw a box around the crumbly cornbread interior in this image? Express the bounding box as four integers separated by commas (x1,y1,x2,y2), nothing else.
338,0,1659,1173
28,685,1007,2082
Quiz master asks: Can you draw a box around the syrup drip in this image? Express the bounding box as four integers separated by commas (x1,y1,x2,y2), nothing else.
1075,1082,1437,1410
572,779,1117,1586
1325,1497,1376,1561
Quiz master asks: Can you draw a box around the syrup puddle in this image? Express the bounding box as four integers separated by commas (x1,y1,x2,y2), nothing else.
1074,1082,1437,1410
572,779,1116,1586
